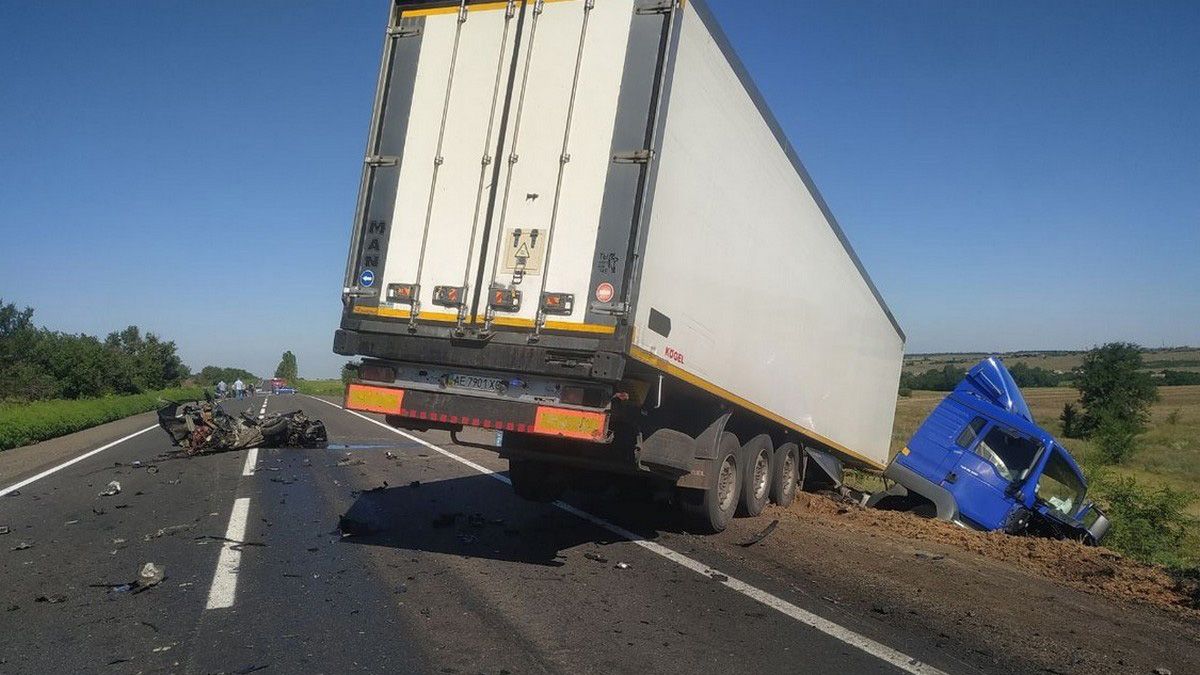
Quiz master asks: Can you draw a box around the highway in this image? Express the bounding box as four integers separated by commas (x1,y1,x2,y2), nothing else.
0,395,1095,673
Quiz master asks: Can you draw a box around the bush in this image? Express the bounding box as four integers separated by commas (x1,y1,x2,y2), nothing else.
1060,403,1080,438
1162,370,1200,386
1074,342,1158,438
0,387,203,451
1091,473,1196,568
1092,415,1140,464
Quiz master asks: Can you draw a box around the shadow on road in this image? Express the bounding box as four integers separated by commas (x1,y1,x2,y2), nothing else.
335,472,687,567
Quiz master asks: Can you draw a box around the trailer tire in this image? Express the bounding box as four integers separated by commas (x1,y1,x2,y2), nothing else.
508,459,565,504
738,434,774,517
680,433,741,533
770,442,799,507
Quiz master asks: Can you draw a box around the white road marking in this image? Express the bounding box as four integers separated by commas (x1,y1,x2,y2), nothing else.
0,425,158,497
309,396,946,675
241,448,259,477
205,497,251,610
257,396,268,420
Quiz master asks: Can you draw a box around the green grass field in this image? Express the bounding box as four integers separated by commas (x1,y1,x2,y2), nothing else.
294,379,345,397
0,387,204,451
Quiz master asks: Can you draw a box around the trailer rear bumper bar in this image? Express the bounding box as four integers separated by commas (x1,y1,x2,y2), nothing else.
345,383,609,442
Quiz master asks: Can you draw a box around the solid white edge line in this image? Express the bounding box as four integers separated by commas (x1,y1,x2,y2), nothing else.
205,496,251,610
0,425,159,497
242,447,259,477
307,396,946,675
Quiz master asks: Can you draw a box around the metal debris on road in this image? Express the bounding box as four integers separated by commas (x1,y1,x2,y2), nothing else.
584,552,609,564
614,562,631,570
739,519,779,547
709,572,729,582
35,595,67,604
157,398,327,455
144,524,192,540
137,563,166,590
386,451,397,460
0,526,9,535
12,541,33,551
99,481,122,497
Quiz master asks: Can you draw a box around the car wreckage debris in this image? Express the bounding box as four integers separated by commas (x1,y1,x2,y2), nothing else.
99,481,121,497
157,399,327,454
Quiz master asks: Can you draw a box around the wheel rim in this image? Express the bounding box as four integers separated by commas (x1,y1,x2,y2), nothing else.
783,452,796,494
717,456,737,513
753,451,770,499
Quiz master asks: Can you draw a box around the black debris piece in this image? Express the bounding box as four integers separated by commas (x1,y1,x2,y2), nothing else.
709,572,729,582
739,519,779,547
409,481,421,488
35,595,67,604
584,552,609,564
11,541,32,551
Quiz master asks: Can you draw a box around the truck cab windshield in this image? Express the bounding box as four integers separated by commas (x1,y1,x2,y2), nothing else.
1035,446,1087,517
973,426,1041,483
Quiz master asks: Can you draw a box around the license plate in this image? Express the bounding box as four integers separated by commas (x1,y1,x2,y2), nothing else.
447,373,503,393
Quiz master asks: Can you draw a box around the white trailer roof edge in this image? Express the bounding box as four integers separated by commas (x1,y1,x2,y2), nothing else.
676,0,904,343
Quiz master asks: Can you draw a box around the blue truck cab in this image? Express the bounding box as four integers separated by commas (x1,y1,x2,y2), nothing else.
870,358,1110,544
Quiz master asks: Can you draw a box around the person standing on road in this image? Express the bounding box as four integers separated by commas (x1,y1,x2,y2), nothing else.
233,378,245,400
217,380,228,400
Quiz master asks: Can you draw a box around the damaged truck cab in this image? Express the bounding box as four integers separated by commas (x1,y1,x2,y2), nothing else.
870,358,1110,544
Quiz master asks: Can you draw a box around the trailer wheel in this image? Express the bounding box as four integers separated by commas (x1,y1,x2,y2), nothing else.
770,442,799,507
738,434,774,517
508,459,565,504
680,432,741,533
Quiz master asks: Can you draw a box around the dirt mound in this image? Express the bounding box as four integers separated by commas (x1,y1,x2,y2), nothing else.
780,492,1198,613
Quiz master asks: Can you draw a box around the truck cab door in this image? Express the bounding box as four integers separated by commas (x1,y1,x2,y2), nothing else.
941,422,1032,530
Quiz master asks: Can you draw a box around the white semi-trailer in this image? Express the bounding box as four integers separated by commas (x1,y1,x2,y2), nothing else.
336,0,905,532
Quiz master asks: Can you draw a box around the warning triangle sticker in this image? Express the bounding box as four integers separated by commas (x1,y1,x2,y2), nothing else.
515,242,531,259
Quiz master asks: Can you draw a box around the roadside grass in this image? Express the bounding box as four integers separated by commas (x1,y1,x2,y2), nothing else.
903,347,1200,375
0,387,204,451
294,379,345,397
891,385,1200,566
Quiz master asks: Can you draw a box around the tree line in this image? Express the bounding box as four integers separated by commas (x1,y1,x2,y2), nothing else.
1,300,188,402
899,361,1064,392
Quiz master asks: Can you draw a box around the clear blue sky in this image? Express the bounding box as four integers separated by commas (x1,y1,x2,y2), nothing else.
2,1,1197,378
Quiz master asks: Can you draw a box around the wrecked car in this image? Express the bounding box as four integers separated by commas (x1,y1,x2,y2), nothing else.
157,398,327,454
867,357,1111,544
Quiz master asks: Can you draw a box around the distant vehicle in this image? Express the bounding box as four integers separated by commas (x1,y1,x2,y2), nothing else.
335,0,904,532
868,358,1110,544
277,386,297,395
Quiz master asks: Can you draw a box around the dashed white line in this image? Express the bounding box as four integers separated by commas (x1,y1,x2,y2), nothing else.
0,425,158,497
257,396,268,420
241,448,259,477
308,396,946,675
205,497,251,610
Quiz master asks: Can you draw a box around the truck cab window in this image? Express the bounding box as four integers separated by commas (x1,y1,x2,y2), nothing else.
956,417,987,448
1036,447,1086,517
972,427,1040,483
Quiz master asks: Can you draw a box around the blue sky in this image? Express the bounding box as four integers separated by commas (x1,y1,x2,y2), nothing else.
1,1,1197,378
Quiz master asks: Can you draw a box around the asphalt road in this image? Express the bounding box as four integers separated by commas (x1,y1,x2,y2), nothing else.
0,394,1004,674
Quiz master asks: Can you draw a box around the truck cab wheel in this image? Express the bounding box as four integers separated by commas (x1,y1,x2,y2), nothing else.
770,442,799,507
680,432,741,533
508,459,566,504
738,434,774,517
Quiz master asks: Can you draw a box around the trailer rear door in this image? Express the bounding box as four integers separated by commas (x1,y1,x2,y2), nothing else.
349,0,640,338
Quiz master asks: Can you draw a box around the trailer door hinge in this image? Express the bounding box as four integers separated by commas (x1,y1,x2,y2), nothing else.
590,302,629,316
612,149,653,164
387,26,422,39
635,0,677,15
365,155,400,168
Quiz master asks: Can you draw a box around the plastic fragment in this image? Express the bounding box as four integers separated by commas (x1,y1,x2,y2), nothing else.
99,481,121,497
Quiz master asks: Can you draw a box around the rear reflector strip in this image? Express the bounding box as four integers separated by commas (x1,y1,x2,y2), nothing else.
533,406,607,441
345,384,405,415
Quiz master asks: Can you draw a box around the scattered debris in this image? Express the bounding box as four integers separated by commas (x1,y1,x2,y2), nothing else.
614,562,631,570
584,552,609,564
157,399,327,454
106,658,133,666
336,457,365,467
739,519,779,547
1154,668,1173,675
915,551,946,561
137,562,167,590
12,541,32,551
709,572,729,582
99,481,121,497
145,524,192,540
194,535,265,549
0,526,9,535
386,451,397,460
35,595,67,604
64,519,79,525
270,477,297,485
